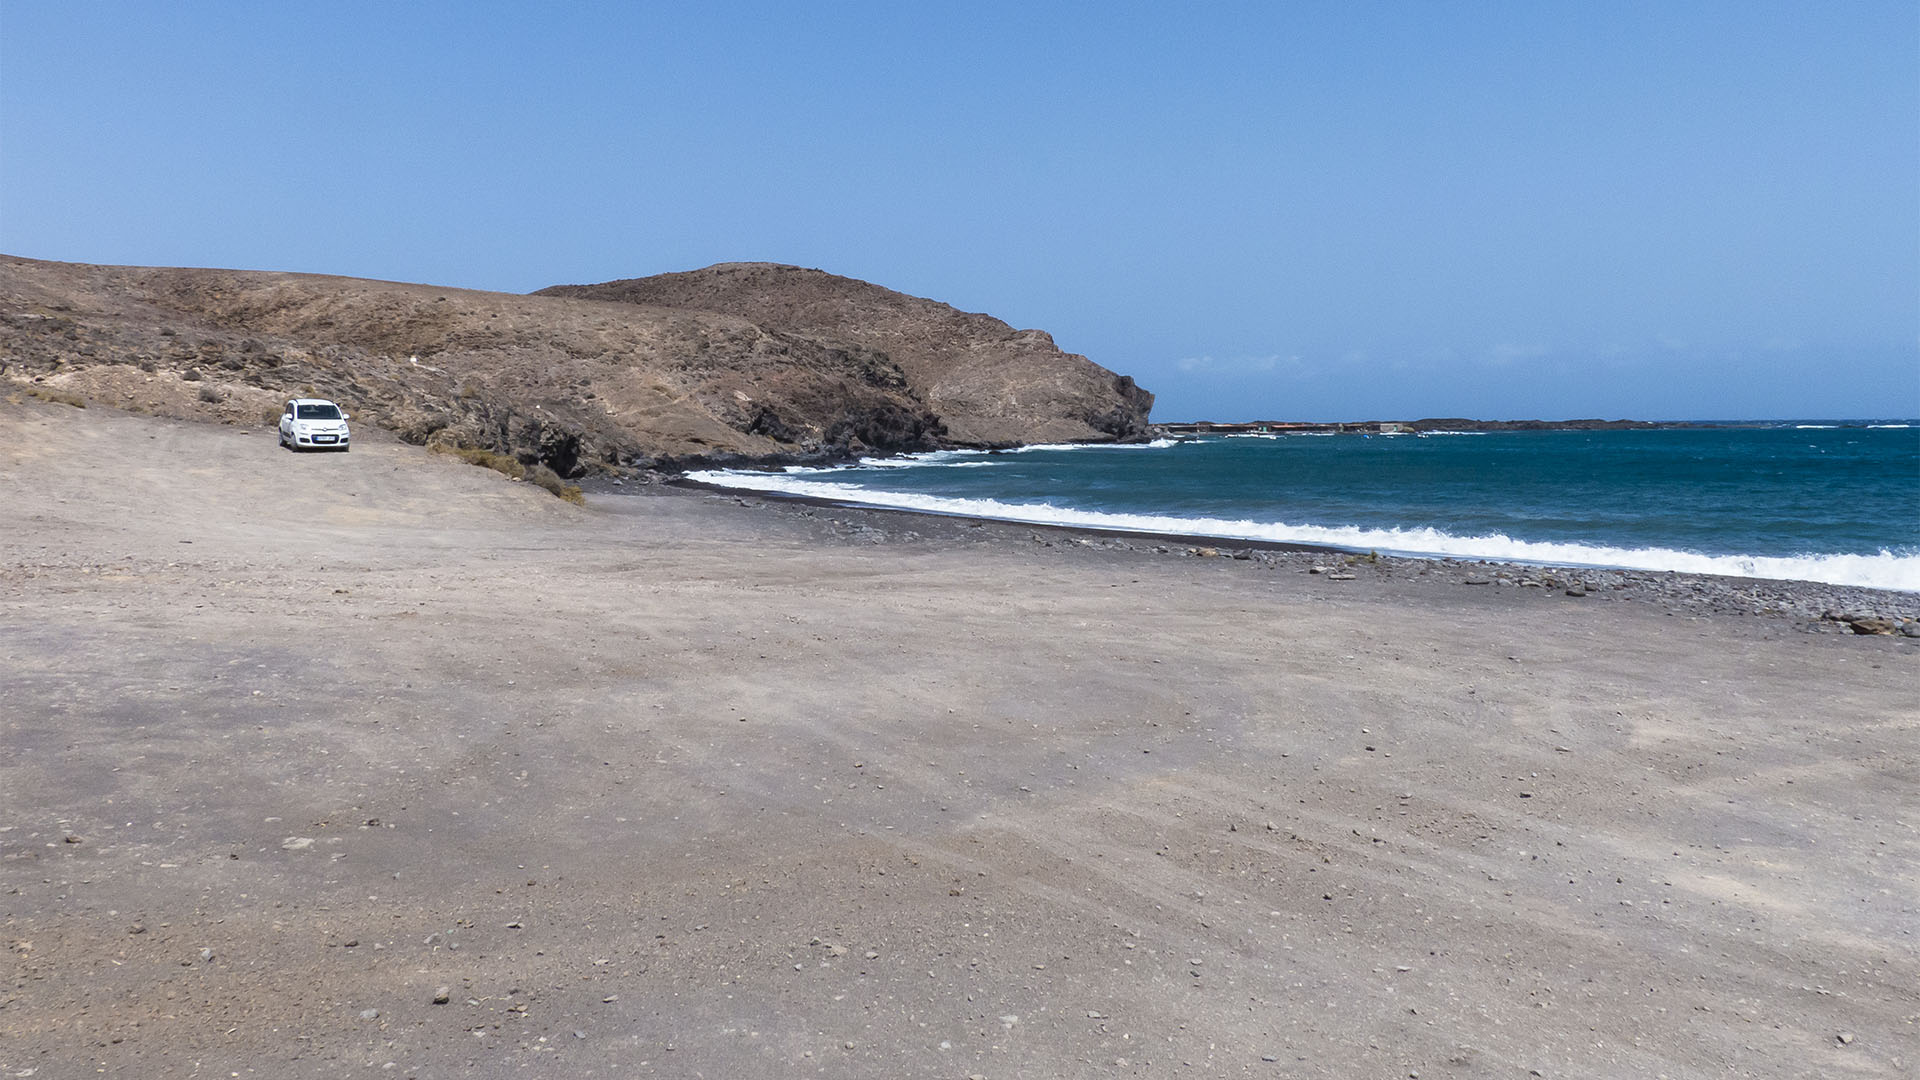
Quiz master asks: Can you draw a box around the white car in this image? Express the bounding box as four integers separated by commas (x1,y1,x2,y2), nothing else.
279,398,352,452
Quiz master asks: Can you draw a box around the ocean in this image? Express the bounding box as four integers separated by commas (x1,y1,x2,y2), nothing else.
689,424,1920,592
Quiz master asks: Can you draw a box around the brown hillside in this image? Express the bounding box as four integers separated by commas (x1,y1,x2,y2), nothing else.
0,257,1153,476
539,262,1154,446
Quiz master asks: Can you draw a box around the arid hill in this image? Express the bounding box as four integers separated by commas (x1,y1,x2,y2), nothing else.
0,256,1152,476
539,262,1154,447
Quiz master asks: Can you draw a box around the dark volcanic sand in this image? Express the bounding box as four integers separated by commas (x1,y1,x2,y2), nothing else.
4,401,1916,1079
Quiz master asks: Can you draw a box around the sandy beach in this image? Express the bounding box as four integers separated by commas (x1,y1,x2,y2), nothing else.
3,400,1915,1079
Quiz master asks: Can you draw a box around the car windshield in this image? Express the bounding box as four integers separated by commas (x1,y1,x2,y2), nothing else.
296,404,342,419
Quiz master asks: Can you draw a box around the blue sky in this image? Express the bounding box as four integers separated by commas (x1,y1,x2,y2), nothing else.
3,2,1914,420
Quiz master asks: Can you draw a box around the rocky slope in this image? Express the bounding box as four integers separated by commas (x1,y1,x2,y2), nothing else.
539,262,1155,447
0,256,1153,476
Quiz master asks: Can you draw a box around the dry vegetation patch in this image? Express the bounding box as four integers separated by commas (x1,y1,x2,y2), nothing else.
16,384,87,408
432,443,584,504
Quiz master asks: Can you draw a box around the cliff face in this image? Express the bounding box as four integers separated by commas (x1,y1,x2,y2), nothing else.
0,257,1152,476
539,263,1154,447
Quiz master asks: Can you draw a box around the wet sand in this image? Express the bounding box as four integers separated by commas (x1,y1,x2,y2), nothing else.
3,400,1915,1079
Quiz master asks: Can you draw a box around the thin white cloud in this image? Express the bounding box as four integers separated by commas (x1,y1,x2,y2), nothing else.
1484,342,1549,366
1175,353,1291,375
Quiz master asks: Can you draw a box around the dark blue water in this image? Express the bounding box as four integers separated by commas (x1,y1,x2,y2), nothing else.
692,425,1920,590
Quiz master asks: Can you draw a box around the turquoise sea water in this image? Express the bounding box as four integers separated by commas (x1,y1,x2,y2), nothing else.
691,424,1920,591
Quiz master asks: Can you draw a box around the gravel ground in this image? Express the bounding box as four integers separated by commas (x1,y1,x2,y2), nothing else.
5,401,1916,1079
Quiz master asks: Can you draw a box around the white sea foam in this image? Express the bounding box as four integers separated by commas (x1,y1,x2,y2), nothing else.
1002,437,1181,452
862,439,1181,460
1419,430,1487,436
775,440,1177,476
1795,424,1838,429
1868,424,1911,429
854,452,981,468
685,471,1920,591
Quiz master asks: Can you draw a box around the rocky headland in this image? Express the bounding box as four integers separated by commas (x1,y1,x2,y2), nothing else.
538,262,1155,448
0,256,1153,477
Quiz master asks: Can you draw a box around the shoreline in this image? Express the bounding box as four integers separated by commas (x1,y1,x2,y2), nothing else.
656,422,1920,595
649,475,1920,627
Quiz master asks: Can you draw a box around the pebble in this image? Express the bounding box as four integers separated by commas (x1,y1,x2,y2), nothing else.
432,987,451,1004
1836,1032,1855,1045
359,1009,380,1020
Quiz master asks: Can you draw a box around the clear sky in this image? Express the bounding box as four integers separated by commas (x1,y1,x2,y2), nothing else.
3,2,1915,421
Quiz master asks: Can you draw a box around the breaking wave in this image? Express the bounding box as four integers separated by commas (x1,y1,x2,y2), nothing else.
778,439,1180,476
684,470,1920,591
